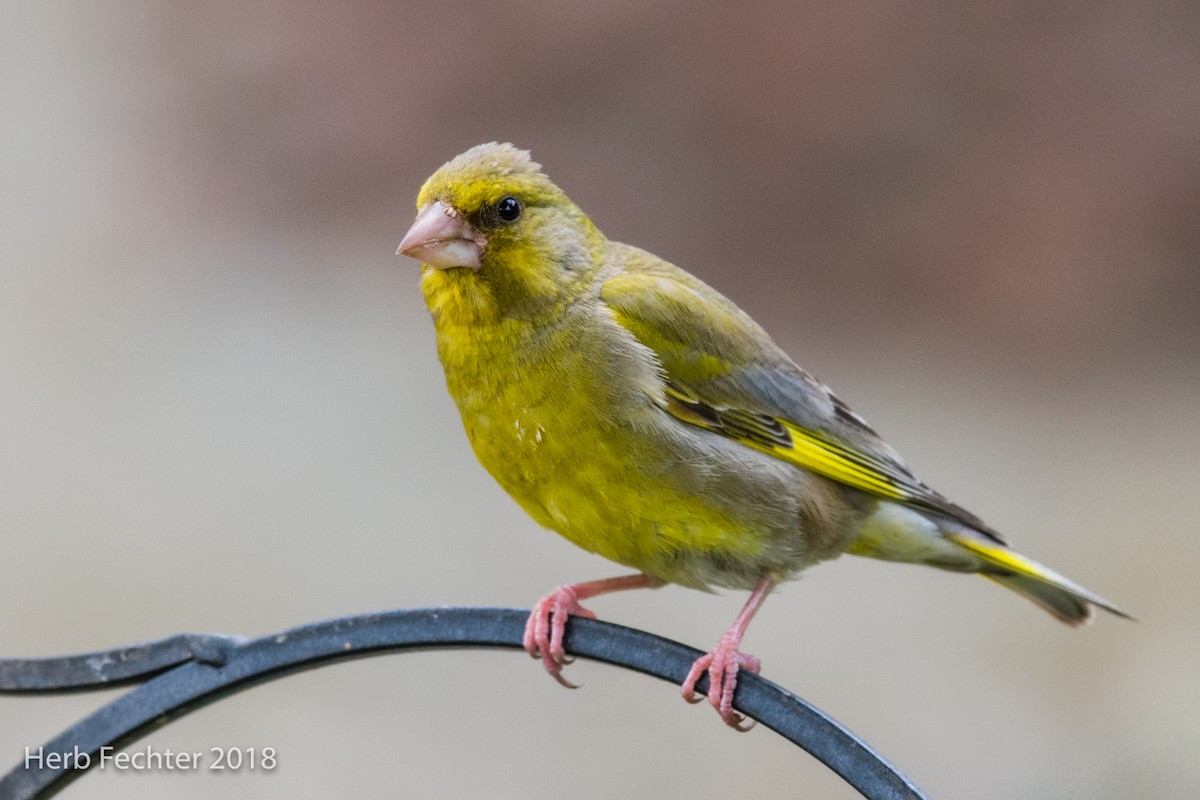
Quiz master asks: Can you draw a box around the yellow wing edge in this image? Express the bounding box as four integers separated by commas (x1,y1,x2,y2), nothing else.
773,421,911,500
662,386,912,501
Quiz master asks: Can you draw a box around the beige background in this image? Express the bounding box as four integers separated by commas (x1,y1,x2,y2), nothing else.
2,3,1197,798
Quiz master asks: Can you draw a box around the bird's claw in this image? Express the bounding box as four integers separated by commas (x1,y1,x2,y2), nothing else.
523,584,597,686
681,635,761,730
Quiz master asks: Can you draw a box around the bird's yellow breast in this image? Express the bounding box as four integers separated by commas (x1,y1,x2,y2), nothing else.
422,268,781,587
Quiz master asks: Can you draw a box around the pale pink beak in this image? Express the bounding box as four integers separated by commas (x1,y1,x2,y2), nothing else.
396,201,486,270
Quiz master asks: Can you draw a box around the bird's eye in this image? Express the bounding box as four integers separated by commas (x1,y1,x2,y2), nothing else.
496,196,522,223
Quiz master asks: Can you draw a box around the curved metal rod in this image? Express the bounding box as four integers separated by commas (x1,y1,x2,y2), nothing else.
0,608,930,800
0,634,245,694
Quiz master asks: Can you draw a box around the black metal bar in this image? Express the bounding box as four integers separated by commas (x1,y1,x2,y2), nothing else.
0,634,243,694
0,608,930,800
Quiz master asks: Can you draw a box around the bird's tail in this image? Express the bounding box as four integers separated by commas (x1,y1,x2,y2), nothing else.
947,533,1132,626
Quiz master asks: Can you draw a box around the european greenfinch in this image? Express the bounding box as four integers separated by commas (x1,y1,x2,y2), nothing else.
398,142,1127,729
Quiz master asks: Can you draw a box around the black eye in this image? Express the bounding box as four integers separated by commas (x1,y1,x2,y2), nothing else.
496,196,522,223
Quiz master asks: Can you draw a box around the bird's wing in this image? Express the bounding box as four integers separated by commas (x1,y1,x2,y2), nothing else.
600,256,1002,540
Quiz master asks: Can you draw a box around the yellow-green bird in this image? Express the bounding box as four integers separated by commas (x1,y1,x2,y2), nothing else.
397,142,1128,729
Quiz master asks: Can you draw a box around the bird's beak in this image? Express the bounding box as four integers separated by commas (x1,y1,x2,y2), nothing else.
396,201,486,270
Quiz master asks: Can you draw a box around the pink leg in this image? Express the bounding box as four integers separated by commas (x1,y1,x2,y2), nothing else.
524,573,658,687
682,575,776,730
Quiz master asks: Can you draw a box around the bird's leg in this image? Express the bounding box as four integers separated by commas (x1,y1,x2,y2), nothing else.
682,575,776,730
524,573,659,687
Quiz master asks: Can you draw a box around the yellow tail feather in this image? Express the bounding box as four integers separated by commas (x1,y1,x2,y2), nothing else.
948,534,1132,625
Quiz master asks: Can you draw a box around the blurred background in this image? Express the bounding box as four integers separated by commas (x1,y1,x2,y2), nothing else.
1,2,1197,797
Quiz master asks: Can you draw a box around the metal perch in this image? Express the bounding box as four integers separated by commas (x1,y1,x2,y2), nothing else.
0,607,930,799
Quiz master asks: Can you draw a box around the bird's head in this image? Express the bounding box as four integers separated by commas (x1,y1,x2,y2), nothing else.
398,143,601,317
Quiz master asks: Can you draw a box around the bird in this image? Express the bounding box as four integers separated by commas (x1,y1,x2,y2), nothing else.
396,142,1128,729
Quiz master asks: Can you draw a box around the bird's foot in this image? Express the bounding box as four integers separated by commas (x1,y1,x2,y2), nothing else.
523,584,597,688
681,633,761,730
